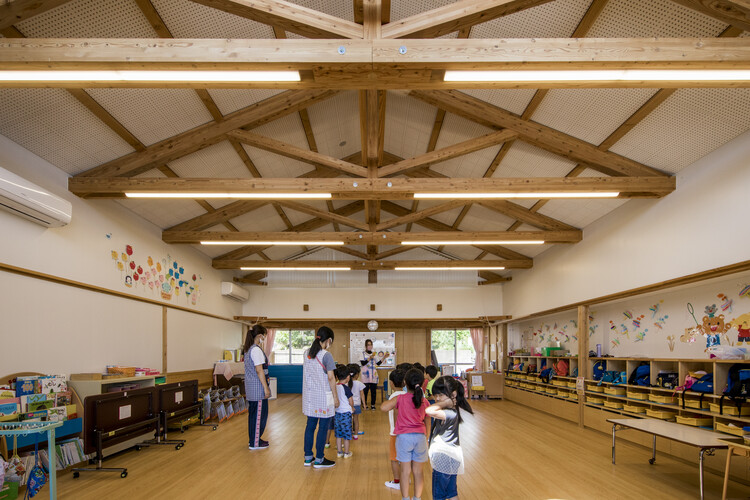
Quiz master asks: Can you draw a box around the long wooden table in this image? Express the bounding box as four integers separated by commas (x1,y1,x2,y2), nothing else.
608,418,731,500
719,438,750,500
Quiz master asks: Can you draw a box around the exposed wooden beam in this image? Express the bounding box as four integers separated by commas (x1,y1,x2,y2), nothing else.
426,109,447,154
410,90,667,177
228,129,369,177
3,38,750,89
189,0,364,39
0,0,74,31
379,129,517,177
374,246,413,260
670,0,750,32
214,259,533,270
275,200,370,231
362,0,381,39
376,200,467,231
381,0,552,39
355,0,390,24
76,90,337,178
70,175,676,199
477,200,579,231
479,275,512,285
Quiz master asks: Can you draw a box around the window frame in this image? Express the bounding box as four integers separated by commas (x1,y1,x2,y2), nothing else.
430,328,475,375
271,329,315,365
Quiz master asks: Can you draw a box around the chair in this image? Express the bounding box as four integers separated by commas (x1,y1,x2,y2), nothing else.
381,378,389,402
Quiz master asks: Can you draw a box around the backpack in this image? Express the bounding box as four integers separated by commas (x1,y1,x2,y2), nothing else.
598,370,623,386
628,363,650,387
526,363,537,375
656,371,679,389
679,372,713,409
539,368,554,384
592,361,606,381
719,364,750,415
554,360,569,377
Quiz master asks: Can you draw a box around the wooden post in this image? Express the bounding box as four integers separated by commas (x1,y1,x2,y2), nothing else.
500,323,508,375
162,306,168,375
577,305,589,428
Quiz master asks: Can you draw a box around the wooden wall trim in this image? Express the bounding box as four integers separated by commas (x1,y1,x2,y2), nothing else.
505,259,750,324
0,261,239,324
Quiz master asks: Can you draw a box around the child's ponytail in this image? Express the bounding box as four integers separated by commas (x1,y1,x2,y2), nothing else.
404,368,426,408
307,325,334,359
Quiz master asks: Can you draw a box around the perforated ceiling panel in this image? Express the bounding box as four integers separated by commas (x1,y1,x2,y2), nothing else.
609,88,750,173
537,198,627,229
491,141,578,179
0,88,134,175
195,244,239,260
460,89,537,116
207,90,286,117
390,0,457,22
431,113,501,178
115,198,207,230
587,0,727,37
530,88,659,147
470,0,591,38
242,113,316,178
151,0,274,38
384,92,435,160
229,203,289,232
305,91,361,160
16,0,155,37
425,206,465,227
456,205,515,231
85,88,213,147
286,0,354,22
167,140,252,179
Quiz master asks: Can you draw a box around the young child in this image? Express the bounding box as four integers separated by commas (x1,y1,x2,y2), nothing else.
381,368,430,500
425,365,439,403
348,363,366,439
326,363,346,449
425,376,474,500
334,365,354,458
383,369,406,490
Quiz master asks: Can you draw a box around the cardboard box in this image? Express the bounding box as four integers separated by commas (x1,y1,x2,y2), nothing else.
70,373,103,381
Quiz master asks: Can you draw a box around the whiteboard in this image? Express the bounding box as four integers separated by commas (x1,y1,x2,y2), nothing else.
349,331,396,368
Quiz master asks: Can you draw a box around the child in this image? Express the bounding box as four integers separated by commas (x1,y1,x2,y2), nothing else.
348,363,366,439
425,365,439,403
425,376,474,500
334,365,354,458
381,368,430,500
383,369,406,490
326,364,346,449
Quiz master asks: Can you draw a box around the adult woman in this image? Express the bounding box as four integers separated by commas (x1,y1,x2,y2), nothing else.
244,324,271,450
302,326,339,468
360,338,383,410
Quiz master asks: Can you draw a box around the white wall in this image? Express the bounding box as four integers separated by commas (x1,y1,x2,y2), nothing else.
503,129,750,318
167,309,242,372
243,285,503,318
0,134,242,376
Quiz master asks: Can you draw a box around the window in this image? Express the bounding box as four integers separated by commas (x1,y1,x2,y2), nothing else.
272,329,315,364
431,329,475,375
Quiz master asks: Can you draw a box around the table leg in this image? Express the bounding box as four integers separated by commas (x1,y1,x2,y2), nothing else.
722,447,732,500
699,449,706,500
649,434,656,465
612,424,616,465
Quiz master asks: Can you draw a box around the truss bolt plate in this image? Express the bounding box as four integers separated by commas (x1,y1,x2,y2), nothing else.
399,46,407,55
338,46,346,55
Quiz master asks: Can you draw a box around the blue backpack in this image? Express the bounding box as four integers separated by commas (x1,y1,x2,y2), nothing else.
681,373,713,409
628,363,650,387
598,370,624,386
719,364,750,415
592,361,606,381
539,368,554,384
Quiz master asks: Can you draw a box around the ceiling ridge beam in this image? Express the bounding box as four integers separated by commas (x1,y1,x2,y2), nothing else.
213,259,533,270
381,0,552,39
190,0,365,39
0,0,74,31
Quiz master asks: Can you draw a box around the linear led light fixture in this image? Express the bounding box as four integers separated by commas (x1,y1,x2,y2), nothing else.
201,241,345,246
414,192,619,199
240,267,351,271
394,267,506,271
0,70,301,82
401,240,544,245
125,193,330,199
443,70,750,82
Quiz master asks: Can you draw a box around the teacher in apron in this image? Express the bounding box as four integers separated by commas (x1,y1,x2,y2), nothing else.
302,326,339,468
244,324,271,450
360,339,383,410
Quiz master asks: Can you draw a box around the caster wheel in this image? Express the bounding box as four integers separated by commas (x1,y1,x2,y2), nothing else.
73,472,80,479
179,443,184,449
648,458,655,465
181,429,185,434
135,445,141,451
121,471,128,478
212,426,217,431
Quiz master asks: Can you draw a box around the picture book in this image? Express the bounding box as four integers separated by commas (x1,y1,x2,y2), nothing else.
20,410,47,422
65,404,78,420
0,399,20,421
21,394,47,412
40,376,67,394
0,389,15,399
54,391,72,406
47,406,67,422
28,400,54,412
15,377,38,397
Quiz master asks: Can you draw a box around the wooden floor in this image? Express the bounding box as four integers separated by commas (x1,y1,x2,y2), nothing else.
40,395,750,499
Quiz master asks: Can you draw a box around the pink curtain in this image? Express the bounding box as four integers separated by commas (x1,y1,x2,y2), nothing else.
263,328,276,361
470,328,484,371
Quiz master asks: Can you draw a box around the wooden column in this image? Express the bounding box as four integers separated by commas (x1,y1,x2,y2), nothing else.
577,305,589,428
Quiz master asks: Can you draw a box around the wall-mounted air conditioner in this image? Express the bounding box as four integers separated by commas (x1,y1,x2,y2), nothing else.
0,166,72,227
221,281,250,302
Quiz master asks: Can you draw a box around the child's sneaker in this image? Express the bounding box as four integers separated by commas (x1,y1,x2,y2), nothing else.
313,458,335,469
337,451,344,457
357,431,365,435
304,458,313,466
353,435,358,440
324,443,330,448
385,480,400,490
343,452,353,458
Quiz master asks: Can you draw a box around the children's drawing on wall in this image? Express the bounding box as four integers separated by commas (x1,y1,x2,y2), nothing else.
731,313,750,345
588,312,598,337
634,329,647,342
653,315,669,329
699,304,732,350
631,314,645,331
718,293,733,313
740,284,750,299
109,243,202,306
666,335,676,352
649,300,663,318
611,338,620,349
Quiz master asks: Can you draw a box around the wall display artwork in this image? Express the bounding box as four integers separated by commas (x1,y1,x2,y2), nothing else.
108,240,202,306
509,272,750,359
